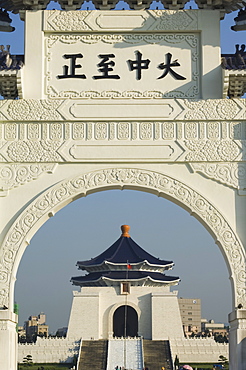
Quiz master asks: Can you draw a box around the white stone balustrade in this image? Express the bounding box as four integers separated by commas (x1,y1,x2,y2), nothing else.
170,337,229,364
18,337,81,364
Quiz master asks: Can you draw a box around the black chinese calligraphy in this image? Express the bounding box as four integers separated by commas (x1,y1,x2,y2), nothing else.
127,51,150,80
93,54,120,80
57,51,187,81
157,53,186,80
57,54,86,79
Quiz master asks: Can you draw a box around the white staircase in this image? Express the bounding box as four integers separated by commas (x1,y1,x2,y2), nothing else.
106,338,143,370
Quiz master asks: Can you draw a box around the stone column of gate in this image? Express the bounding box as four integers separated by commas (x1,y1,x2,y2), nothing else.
0,7,246,370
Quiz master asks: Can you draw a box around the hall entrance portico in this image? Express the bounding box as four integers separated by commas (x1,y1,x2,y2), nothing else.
113,305,138,338
0,3,246,370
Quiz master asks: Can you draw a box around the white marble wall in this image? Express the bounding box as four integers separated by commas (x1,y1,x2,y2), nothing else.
18,337,80,364
18,336,228,365
170,337,229,363
66,286,183,341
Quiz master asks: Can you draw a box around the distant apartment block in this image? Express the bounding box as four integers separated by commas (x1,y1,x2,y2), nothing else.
24,312,49,342
201,319,227,336
178,298,201,336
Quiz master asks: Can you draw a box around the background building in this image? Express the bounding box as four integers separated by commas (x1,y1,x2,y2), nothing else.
178,298,201,337
24,312,49,342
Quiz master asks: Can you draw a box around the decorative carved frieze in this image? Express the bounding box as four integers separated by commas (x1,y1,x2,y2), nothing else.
2,140,63,162
0,168,245,308
0,164,57,195
44,10,198,32
189,163,246,190
184,140,241,162
1,99,246,121
0,100,64,121
182,99,245,120
0,122,245,165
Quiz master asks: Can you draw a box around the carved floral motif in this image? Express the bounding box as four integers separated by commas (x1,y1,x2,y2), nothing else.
72,123,84,140
6,141,62,162
44,10,198,33
6,100,63,121
183,99,242,120
184,140,241,161
48,33,198,46
0,164,57,193
0,168,245,307
190,163,246,190
47,10,91,31
153,10,198,31
140,122,152,140
1,99,245,121
117,123,129,140
47,88,200,99
0,122,245,164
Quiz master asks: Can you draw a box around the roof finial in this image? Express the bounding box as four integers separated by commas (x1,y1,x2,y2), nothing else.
121,225,130,238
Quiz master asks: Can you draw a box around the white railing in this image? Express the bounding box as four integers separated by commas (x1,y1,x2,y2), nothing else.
76,338,83,370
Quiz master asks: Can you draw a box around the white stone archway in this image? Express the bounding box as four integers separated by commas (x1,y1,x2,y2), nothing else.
1,167,245,312
1,167,245,369
0,7,246,370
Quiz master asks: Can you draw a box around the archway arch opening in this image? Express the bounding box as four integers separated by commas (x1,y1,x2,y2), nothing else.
113,305,138,338
11,177,234,335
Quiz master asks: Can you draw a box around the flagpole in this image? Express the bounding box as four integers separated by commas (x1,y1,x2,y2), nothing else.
124,260,129,369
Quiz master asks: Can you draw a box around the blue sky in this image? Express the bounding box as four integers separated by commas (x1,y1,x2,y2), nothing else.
1,3,246,332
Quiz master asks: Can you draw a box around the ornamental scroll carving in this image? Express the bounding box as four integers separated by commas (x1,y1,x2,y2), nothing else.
47,34,198,46
0,99,246,121
182,99,245,120
5,141,63,162
184,140,241,162
46,88,199,99
0,164,57,194
0,168,245,307
44,10,198,32
189,163,246,191
3,100,64,121
0,121,246,142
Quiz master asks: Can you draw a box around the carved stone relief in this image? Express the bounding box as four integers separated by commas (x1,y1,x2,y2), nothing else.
182,99,246,120
189,163,246,191
0,164,57,195
0,168,245,308
184,140,242,162
1,99,246,121
0,121,245,166
0,121,245,142
45,33,199,99
44,10,198,32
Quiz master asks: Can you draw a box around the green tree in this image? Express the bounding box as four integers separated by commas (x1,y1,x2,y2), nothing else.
23,355,33,367
174,355,180,369
218,355,229,369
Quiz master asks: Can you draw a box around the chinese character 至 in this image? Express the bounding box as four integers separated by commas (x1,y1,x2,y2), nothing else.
93,54,120,80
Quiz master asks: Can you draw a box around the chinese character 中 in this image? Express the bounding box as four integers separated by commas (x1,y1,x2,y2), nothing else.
57,54,86,79
93,54,120,80
157,53,186,80
127,51,150,80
